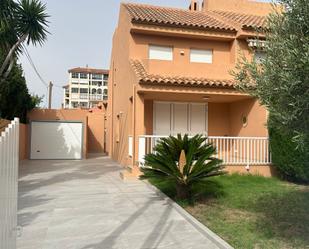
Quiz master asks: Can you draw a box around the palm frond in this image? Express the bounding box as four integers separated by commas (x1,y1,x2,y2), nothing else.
140,134,226,199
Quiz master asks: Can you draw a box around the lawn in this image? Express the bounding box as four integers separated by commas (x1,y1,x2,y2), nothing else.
150,174,309,249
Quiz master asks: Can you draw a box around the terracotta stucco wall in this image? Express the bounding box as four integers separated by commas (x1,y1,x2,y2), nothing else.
229,99,268,137
131,34,234,80
208,103,230,136
107,6,137,166
144,100,153,135
87,112,105,153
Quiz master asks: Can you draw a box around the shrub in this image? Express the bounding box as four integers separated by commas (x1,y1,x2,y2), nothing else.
140,134,226,199
269,124,309,183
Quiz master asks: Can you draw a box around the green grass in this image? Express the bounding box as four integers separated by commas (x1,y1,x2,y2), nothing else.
150,174,309,249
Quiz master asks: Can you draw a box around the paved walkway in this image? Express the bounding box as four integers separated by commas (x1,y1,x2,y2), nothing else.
18,156,223,249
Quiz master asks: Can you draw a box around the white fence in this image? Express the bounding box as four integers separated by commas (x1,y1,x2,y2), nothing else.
0,118,19,249
137,135,271,166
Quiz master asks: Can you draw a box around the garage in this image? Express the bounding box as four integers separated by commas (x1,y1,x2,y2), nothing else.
30,121,83,160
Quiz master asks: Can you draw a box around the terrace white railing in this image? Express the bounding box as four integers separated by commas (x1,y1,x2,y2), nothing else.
0,118,20,249
137,135,271,166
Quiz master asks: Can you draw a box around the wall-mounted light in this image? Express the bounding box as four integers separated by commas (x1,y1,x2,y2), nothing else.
241,114,248,127
180,50,185,56
202,96,210,100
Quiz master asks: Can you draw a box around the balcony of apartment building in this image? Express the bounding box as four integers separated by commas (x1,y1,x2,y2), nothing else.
89,89,108,101
71,72,89,85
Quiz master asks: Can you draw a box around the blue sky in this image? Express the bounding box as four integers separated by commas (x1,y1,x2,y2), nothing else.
19,0,271,108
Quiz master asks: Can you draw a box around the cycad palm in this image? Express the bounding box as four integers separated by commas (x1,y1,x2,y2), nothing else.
140,134,226,199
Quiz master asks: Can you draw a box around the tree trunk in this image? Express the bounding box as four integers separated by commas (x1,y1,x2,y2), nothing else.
0,34,27,78
176,183,189,199
2,57,14,80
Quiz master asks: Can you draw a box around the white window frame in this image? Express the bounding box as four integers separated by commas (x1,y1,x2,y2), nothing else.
149,45,173,61
190,48,213,64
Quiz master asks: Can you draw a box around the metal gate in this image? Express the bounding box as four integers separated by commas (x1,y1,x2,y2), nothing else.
0,118,19,249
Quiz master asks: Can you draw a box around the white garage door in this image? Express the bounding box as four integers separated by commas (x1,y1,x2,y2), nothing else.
30,121,83,160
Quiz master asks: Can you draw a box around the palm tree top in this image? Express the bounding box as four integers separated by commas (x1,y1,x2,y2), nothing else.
16,0,50,46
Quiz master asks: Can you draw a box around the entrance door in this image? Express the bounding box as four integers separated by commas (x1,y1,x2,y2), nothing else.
153,101,208,135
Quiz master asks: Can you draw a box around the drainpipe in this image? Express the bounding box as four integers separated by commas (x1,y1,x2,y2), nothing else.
132,84,137,167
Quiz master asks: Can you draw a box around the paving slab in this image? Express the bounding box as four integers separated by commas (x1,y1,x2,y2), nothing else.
18,156,230,249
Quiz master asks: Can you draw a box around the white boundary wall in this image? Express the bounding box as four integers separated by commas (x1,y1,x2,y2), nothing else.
0,118,19,249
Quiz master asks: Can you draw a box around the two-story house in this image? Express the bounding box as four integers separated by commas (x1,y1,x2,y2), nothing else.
107,0,275,177
63,67,109,109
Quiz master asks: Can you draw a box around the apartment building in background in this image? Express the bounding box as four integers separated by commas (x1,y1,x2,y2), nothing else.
107,0,276,177
63,67,109,109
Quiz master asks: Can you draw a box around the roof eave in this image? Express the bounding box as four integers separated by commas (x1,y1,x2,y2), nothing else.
130,22,237,41
138,79,236,89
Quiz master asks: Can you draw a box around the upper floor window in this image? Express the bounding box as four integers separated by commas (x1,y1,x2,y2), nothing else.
80,73,88,79
190,49,213,64
92,74,102,80
80,88,88,93
72,73,79,78
149,45,173,61
103,74,108,80
254,51,266,64
71,88,78,93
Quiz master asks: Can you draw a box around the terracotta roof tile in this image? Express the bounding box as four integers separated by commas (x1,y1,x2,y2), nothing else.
130,60,235,88
211,10,266,29
124,3,236,32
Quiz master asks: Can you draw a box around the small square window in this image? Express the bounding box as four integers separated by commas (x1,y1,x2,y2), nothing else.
72,73,79,78
92,74,102,80
71,88,78,93
80,73,88,79
254,51,266,63
190,49,213,64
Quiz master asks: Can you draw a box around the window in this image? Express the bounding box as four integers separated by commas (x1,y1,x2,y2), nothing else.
92,74,102,80
71,102,78,108
80,73,88,79
72,72,79,78
80,88,88,93
103,89,108,95
190,49,213,63
103,80,108,86
103,74,108,80
71,88,78,93
254,51,266,63
97,89,102,94
149,45,173,61
92,89,96,94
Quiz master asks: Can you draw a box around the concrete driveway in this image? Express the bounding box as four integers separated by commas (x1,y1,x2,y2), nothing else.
18,156,229,249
